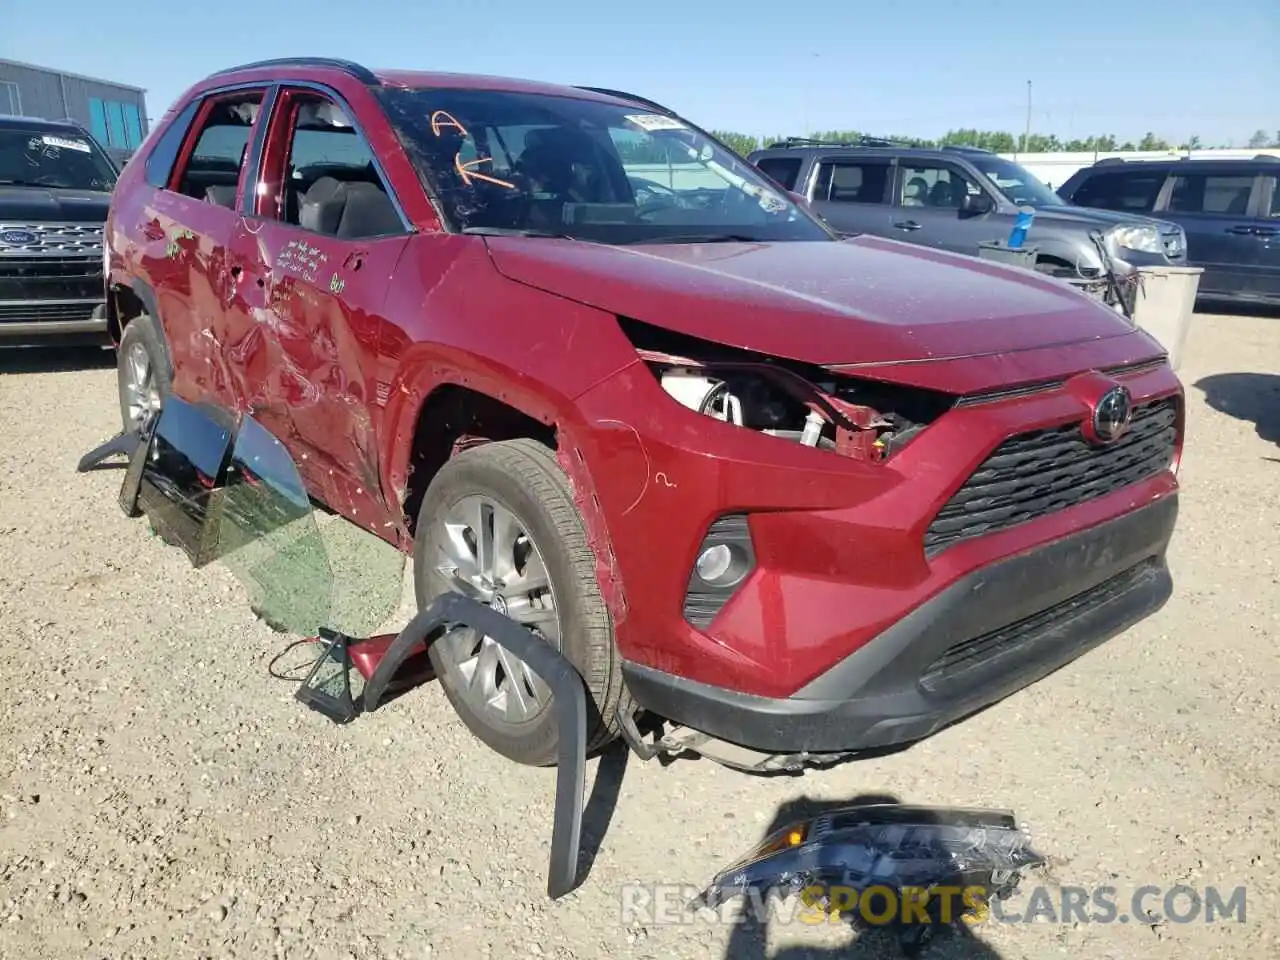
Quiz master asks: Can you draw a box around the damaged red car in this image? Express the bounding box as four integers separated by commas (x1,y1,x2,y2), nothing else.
104,58,1181,772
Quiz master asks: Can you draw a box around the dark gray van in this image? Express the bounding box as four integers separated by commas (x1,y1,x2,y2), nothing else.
1057,156,1280,305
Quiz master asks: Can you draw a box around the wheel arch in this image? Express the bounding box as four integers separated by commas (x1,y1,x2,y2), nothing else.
397,382,557,537
109,279,174,378
383,364,629,626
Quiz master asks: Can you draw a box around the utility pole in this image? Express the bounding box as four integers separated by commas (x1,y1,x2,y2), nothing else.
1023,80,1032,154
803,53,820,137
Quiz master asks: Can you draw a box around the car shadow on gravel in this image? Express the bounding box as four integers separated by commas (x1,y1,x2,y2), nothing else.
577,741,630,880
0,345,115,374
719,794,1006,960
1193,372,1280,450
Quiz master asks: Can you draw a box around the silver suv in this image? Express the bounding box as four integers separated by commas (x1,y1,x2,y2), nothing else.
749,140,1186,289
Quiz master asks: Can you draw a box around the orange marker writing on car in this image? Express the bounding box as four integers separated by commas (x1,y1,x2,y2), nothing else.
431,110,515,189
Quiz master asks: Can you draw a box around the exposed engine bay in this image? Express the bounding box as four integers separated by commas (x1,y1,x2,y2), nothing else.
621,317,956,461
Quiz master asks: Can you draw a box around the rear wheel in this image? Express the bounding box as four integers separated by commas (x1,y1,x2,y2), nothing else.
116,313,171,431
413,438,629,766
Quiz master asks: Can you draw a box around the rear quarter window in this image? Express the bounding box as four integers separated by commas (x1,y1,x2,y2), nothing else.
754,156,803,191
144,99,201,189
1167,173,1256,215
1068,168,1168,212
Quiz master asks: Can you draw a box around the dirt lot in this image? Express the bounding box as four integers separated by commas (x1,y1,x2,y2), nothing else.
0,310,1277,960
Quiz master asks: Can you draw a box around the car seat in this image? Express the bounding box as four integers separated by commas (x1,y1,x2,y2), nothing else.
903,177,928,207
298,177,402,238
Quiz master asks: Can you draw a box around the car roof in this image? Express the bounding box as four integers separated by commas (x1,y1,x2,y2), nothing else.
1079,156,1280,174
0,114,90,133
196,58,669,112
750,142,997,162
375,70,646,105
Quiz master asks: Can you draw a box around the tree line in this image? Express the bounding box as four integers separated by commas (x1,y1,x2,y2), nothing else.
705,128,1280,159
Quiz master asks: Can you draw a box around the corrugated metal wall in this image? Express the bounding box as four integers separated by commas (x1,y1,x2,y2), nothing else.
0,59,148,156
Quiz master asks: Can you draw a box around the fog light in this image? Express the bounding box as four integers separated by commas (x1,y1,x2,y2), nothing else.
684,514,755,628
695,542,749,587
696,544,732,581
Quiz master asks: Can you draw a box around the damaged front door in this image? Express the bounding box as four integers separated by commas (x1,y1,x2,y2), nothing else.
233,83,411,527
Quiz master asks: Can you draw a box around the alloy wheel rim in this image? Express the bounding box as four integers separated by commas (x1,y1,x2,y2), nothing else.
123,343,161,428
432,494,561,725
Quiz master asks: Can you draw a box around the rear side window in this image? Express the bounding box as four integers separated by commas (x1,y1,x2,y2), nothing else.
172,92,265,203
1069,169,1167,212
144,99,200,189
754,156,803,191
1167,173,1255,215
812,160,890,204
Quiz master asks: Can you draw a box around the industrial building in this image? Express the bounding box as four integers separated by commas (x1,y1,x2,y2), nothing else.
0,58,148,163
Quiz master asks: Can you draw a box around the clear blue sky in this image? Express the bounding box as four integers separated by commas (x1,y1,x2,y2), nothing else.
4,0,1276,145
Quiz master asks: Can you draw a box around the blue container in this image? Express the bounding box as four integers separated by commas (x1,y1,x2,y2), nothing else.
1007,206,1036,249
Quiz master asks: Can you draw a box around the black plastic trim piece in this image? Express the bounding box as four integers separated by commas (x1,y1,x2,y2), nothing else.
572,86,674,114
363,593,588,900
76,430,139,473
239,84,280,217
209,58,380,86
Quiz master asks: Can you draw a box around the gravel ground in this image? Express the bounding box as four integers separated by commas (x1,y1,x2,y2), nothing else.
0,310,1277,960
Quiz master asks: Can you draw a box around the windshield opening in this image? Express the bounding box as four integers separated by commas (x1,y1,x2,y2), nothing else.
375,87,831,244
968,156,1061,208
0,128,117,191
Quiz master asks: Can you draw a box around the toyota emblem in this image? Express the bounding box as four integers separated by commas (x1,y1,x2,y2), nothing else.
1089,386,1133,444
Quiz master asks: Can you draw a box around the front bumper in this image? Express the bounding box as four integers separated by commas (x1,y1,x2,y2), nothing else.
623,493,1177,754
0,301,108,344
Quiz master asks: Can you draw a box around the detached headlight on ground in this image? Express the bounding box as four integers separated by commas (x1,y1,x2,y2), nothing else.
691,805,1046,953
1111,224,1163,253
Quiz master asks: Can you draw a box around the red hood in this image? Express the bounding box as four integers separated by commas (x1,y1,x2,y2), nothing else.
483,234,1148,367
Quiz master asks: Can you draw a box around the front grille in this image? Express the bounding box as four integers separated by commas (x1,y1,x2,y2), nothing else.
918,559,1161,695
924,397,1178,555
0,256,101,279
0,300,100,324
0,222,104,255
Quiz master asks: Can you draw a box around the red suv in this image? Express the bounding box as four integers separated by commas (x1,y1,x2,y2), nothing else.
104,58,1182,770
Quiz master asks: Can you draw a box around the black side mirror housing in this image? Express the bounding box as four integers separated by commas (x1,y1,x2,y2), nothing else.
962,193,995,215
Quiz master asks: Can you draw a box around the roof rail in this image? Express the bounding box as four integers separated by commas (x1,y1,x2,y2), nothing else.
766,136,874,149
942,143,991,153
772,135,916,149
208,58,380,85
1096,156,1126,164
773,137,844,148
1252,153,1280,161
573,86,675,115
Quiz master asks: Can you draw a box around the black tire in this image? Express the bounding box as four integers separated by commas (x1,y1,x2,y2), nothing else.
413,438,631,766
116,313,172,431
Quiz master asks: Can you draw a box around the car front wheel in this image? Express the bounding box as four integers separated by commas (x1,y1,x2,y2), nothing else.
413,438,629,766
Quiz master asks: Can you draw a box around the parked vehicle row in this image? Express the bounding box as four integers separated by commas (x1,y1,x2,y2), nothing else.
749,138,1188,289
1057,156,1280,304
97,58,1182,773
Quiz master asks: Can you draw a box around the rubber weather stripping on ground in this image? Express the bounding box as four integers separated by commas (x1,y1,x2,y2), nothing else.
78,417,592,900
